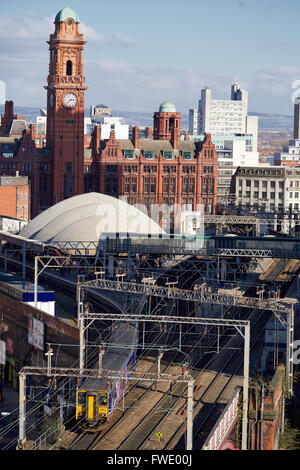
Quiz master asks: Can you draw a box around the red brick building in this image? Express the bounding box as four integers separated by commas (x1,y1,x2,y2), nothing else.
87,102,218,222
0,7,219,224
0,127,51,217
0,175,30,222
45,6,87,206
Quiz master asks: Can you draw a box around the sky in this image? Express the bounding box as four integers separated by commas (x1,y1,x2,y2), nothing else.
1,0,300,115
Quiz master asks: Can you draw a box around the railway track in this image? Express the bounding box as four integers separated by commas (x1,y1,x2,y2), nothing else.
115,307,265,451
1,252,297,450
93,256,294,451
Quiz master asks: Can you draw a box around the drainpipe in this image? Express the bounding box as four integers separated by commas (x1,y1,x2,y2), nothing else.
260,384,265,450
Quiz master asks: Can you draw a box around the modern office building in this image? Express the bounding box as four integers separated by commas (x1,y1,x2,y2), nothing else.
274,99,300,167
196,84,257,142
189,109,198,136
188,84,259,199
187,133,259,198
294,97,300,140
90,104,112,120
274,139,300,167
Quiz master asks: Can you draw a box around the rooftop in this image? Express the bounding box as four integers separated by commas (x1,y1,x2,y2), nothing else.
19,192,165,243
55,6,80,23
159,102,176,113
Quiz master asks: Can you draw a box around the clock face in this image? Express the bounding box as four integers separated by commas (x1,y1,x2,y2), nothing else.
49,93,54,107
63,93,77,109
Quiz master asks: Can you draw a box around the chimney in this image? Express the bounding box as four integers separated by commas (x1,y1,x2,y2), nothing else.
184,132,190,141
145,127,153,139
91,125,101,153
30,124,35,140
133,126,139,149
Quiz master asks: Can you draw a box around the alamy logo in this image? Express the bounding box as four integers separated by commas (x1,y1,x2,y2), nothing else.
293,340,300,365
0,81,6,105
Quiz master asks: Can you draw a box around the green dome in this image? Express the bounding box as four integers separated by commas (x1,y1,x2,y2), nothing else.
55,6,80,23
159,101,176,113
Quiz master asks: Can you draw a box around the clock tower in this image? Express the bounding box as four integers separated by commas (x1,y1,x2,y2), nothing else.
46,7,87,205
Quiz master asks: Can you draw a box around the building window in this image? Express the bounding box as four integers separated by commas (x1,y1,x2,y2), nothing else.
66,60,73,76
170,178,175,195
131,177,136,193
144,151,154,159
163,151,173,160
124,177,130,193
183,177,188,194
150,178,156,194
39,164,48,173
189,178,195,193
66,162,72,173
39,176,48,193
64,174,73,195
163,178,169,194
124,150,134,159
144,177,150,194
183,151,192,160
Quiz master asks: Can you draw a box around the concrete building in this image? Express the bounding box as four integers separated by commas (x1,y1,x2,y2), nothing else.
90,104,111,120
189,109,198,135
273,98,300,167
294,97,300,140
187,133,259,198
98,116,129,140
197,84,257,140
274,139,300,167
0,175,30,222
231,166,300,212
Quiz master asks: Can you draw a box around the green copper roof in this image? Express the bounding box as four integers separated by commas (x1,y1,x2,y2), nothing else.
55,6,80,23
159,101,176,113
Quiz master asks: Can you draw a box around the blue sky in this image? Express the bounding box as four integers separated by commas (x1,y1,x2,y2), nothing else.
1,0,300,115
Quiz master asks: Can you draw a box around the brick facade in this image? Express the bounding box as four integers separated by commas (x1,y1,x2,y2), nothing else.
0,176,30,222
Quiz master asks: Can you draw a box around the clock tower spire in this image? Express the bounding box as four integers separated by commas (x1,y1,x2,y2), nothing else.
46,7,87,205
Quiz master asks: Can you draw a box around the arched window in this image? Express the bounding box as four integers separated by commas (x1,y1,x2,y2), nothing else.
66,60,73,76
169,117,175,132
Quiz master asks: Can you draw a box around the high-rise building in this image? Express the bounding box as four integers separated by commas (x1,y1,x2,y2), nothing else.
294,97,300,140
45,6,87,205
197,83,250,136
188,109,198,136
188,84,259,199
274,98,300,167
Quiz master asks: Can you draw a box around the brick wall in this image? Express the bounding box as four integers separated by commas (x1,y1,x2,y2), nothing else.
0,186,17,218
0,292,79,370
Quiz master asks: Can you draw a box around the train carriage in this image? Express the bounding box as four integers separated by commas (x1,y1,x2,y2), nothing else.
75,320,137,429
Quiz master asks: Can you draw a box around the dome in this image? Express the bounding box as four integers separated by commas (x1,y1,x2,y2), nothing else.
159,101,176,113
19,192,165,243
55,6,80,23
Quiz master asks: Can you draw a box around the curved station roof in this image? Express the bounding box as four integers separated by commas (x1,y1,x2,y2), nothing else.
19,192,164,243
